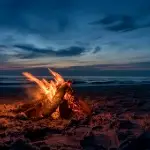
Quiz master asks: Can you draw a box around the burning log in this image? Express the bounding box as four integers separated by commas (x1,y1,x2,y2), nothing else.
42,82,71,117
24,102,43,118
14,82,72,119
14,101,43,118
15,68,92,120
14,101,41,113
59,100,72,119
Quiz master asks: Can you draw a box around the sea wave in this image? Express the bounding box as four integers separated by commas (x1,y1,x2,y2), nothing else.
0,76,150,87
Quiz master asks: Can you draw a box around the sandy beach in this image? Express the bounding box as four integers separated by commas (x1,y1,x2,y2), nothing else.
0,84,150,150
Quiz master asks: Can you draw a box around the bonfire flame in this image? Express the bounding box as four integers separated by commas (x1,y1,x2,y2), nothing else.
22,68,84,119
23,69,63,101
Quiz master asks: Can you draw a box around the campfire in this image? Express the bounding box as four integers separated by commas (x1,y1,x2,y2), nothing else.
16,69,91,120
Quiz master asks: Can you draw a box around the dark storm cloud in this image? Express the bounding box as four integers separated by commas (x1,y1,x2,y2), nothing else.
90,15,150,32
14,44,86,58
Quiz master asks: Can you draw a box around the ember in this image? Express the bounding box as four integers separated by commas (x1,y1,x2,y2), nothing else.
19,68,91,119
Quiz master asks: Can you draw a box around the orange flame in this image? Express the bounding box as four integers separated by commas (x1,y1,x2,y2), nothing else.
23,69,65,103
22,68,83,117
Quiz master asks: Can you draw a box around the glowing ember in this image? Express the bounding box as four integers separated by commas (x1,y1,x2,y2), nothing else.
22,68,89,119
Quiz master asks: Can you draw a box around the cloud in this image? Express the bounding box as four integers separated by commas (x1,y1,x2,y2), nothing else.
0,45,7,48
65,61,150,70
93,46,101,54
0,0,75,36
90,15,150,32
106,15,136,32
56,46,86,56
1,60,150,75
0,0,150,72
0,53,9,64
14,44,86,58
0,45,12,64
90,15,120,25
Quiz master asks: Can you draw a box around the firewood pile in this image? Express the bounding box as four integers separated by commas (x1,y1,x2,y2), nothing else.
13,69,91,120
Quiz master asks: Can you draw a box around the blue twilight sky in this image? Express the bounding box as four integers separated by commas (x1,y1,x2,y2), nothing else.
0,0,150,73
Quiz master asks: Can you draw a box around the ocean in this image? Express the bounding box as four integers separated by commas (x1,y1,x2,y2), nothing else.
1,75,150,103
1,75,150,88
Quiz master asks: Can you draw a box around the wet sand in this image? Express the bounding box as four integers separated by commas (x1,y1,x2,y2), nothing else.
0,84,150,150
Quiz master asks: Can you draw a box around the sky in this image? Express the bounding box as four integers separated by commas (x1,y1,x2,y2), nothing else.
0,0,150,75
